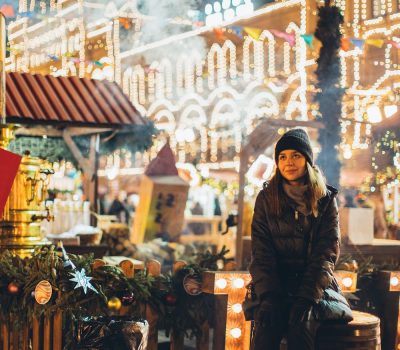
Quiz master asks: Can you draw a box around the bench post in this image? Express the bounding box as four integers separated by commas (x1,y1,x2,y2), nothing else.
202,271,251,350
377,271,400,350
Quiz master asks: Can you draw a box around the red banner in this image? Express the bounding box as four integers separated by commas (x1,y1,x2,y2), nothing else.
0,149,22,217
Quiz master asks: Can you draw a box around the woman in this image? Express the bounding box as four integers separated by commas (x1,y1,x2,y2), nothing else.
250,128,341,350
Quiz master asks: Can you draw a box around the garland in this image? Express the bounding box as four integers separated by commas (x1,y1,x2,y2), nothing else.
0,245,232,345
314,2,344,189
7,123,157,165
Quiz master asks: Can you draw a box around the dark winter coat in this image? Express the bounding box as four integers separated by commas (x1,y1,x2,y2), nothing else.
249,183,340,304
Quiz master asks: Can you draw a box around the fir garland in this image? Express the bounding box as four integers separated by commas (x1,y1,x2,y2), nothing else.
314,2,345,189
0,245,231,343
7,122,157,165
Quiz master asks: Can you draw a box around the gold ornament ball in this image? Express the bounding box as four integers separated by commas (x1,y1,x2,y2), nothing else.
7,282,19,295
107,297,122,311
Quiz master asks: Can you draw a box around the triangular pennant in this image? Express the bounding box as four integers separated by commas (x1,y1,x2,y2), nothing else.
270,29,296,47
0,148,22,217
365,39,384,48
350,38,364,50
300,34,314,48
244,27,262,41
213,27,225,41
0,4,15,18
230,26,243,39
341,38,350,51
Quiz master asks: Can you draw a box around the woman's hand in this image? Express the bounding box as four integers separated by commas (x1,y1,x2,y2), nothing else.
289,298,314,325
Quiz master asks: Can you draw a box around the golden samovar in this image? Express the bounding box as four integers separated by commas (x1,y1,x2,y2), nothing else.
0,14,53,257
0,152,54,257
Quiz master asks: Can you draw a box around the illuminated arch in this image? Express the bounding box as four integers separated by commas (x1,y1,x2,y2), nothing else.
122,65,146,105
222,40,237,81
208,43,225,89
246,91,280,134
156,58,173,99
259,30,276,77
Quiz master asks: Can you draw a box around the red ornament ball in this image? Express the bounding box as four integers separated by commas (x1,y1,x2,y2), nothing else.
165,293,177,306
7,282,19,295
121,291,136,306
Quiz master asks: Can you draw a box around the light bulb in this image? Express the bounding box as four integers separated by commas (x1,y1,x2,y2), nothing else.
232,303,242,313
342,277,353,288
233,278,244,288
390,276,399,287
215,278,227,289
230,328,241,338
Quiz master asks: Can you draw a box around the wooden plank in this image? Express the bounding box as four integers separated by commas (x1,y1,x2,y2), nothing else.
173,261,187,273
63,129,92,176
11,324,18,350
32,318,40,350
170,331,185,350
223,261,237,271
146,259,161,350
43,316,51,350
53,311,63,350
377,271,399,350
103,256,144,270
212,295,228,350
196,321,210,350
171,261,187,350
92,259,106,270
118,260,134,278
21,326,28,350
2,322,9,350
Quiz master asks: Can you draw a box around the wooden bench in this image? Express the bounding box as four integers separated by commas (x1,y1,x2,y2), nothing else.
280,311,380,350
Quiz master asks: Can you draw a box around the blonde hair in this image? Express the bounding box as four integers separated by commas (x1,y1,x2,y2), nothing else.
306,163,327,217
267,162,327,217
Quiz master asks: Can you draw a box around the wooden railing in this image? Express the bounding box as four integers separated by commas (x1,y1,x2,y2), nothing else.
3,258,385,350
0,257,250,350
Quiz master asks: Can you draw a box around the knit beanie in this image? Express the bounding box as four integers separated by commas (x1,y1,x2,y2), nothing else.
274,128,313,165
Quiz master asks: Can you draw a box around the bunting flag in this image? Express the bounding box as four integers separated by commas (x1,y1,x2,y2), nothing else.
270,29,296,47
350,38,364,50
47,54,60,61
0,149,22,218
300,34,314,48
341,38,350,51
244,27,262,40
0,4,15,18
230,26,243,39
213,27,225,41
387,40,400,49
365,39,384,48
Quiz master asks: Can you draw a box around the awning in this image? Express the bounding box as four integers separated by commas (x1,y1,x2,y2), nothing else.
5,72,146,128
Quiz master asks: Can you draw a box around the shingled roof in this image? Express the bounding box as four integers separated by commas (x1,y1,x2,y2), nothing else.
5,72,146,128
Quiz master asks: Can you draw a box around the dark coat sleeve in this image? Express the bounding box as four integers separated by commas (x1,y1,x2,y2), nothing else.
297,196,340,303
249,190,282,298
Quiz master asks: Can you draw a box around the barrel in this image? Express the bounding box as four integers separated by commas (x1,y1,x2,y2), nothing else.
280,311,381,350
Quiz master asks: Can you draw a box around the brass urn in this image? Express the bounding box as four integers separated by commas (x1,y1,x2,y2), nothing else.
0,151,54,257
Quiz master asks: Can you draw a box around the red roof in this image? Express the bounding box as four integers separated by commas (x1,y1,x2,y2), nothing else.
5,72,146,127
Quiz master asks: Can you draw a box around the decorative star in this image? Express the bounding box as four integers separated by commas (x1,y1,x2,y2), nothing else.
69,269,98,294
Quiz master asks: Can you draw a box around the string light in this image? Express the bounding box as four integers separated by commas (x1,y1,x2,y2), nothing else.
7,0,399,162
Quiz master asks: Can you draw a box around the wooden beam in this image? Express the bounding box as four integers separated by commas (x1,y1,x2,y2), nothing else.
67,127,113,136
62,128,93,177
16,127,62,137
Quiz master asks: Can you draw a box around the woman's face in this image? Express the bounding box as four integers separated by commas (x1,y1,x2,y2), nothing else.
277,149,307,185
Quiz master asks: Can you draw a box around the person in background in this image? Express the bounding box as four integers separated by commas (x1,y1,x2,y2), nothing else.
108,191,130,224
250,129,342,350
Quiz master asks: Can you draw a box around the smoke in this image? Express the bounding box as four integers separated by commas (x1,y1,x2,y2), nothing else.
137,0,207,63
